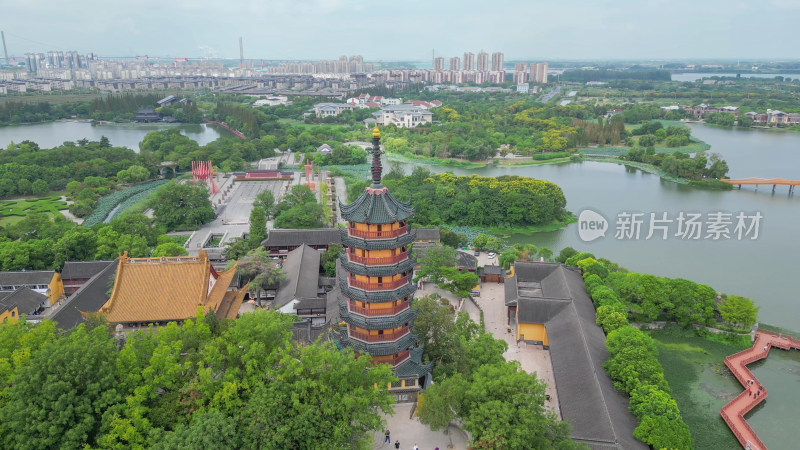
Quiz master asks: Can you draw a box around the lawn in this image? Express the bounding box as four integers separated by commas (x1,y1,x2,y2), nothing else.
646,326,749,450
0,195,69,217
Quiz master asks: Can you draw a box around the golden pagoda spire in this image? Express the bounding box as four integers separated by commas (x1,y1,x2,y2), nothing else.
372,125,380,139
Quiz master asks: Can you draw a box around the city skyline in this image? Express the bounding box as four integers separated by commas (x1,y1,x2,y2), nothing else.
3,0,799,60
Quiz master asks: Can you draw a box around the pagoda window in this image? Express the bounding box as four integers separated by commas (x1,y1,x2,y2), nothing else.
378,329,384,335
377,224,382,231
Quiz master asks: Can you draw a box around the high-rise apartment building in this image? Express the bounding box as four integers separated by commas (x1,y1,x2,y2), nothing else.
513,70,528,84
477,51,489,72
529,62,549,84
449,56,461,71
463,52,475,71
514,62,527,72
433,57,445,71
491,52,504,71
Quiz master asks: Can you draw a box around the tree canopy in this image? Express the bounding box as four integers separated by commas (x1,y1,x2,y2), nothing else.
0,311,395,450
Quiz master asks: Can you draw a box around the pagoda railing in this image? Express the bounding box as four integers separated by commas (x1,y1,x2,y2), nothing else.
370,350,411,366
348,251,407,265
349,326,410,343
348,300,409,317
348,226,407,239
348,276,409,291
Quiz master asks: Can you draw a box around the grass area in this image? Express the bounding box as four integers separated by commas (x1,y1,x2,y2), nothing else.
277,118,349,129
385,152,487,168
647,326,750,450
0,195,68,217
0,216,25,227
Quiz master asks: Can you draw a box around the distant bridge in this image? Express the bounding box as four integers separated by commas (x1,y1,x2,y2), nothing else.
722,178,799,193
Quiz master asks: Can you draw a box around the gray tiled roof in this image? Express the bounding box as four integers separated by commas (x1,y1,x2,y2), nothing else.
337,274,416,303
262,228,340,248
413,227,440,241
339,302,417,330
335,328,419,356
394,357,433,378
340,229,415,250
339,188,414,224
507,262,646,450
0,287,48,315
60,261,115,280
0,270,55,287
274,244,321,309
50,259,118,330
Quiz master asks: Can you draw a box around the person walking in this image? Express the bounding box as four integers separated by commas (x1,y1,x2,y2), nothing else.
385,430,391,444
412,445,419,450
394,440,400,449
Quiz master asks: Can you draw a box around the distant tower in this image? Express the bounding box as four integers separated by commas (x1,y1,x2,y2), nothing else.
239,37,244,68
1,31,9,64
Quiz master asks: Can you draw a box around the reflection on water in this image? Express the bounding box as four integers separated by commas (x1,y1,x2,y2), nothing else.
0,121,230,151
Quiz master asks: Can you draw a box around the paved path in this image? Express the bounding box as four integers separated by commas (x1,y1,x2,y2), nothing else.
371,404,469,450
185,179,288,254
474,282,560,417
721,330,800,450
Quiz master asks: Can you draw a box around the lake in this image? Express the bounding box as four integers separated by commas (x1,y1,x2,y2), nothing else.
0,121,231,151
671,72,799,82
389,125,800,331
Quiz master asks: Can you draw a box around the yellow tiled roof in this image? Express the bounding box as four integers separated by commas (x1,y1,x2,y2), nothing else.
101,252,213,323
207,263,238,311
216,284,248,320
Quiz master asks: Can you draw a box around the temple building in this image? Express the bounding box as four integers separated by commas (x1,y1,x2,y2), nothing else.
336,126,431,402
99,251,246,327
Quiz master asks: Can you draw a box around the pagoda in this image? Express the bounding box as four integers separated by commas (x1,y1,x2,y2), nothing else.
337,126,431,401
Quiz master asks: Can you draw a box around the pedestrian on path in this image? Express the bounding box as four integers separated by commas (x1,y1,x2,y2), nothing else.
385,430,391,443
412,445,419,450
394,440,400,449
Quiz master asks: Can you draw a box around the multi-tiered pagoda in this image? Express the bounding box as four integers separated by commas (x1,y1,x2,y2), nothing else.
337,126,431,402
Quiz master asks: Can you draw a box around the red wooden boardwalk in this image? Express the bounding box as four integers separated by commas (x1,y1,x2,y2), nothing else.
722,178,800,193
720,331,800,450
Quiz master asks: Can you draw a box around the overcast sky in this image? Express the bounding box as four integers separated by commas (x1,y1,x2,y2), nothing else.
3,0,798,61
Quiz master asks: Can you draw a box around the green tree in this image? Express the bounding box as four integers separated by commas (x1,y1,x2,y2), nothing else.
152,242,189,257
439,227,468,248
236,249,286,304
254,190,275,216
31,179,50,195
152,409,241,450
718,295,759,328
499,248,518,270
439,267,480,298
321,243,343,277
0,325,122,449
413,244,457,284
54,227,98,266
151,181,215,231
248,206,268,248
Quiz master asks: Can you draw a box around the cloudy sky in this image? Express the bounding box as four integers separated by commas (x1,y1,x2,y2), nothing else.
3,0,798,61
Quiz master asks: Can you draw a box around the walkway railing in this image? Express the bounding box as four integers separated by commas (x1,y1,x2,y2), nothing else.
348,300,409,317
349,326,409,343
720,331,800,450
348,252,407,265
348,276,409,291
348,226,407,239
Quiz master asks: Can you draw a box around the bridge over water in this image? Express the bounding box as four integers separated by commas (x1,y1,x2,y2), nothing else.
720,330,800,450
722,178,799,193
